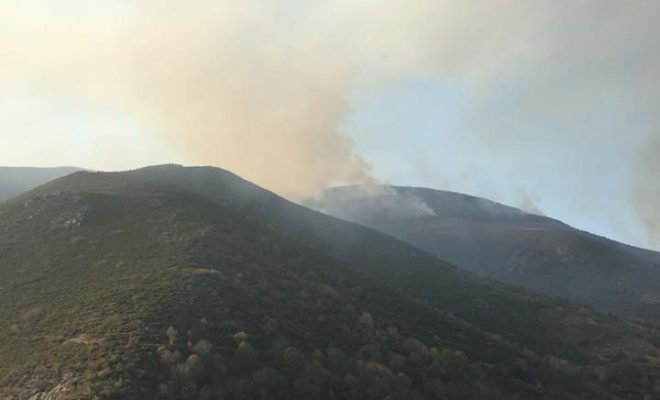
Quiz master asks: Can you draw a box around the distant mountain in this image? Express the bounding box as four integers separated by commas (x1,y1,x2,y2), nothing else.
307,186,660,321
1,165,659,399
0,166,82,202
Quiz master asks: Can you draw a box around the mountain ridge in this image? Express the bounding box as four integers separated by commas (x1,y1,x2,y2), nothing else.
308,184,660,321
20,166,657,357
2,165,660,398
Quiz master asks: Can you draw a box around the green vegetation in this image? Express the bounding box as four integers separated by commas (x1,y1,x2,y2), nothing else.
0,166,658,399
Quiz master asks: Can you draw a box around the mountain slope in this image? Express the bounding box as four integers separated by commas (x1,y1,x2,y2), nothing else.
2,166,659,399
307,186,660,321
0,173,606,399
0,166,82,202
51,166,654,361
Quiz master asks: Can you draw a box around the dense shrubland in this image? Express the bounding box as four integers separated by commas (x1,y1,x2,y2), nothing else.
0,167,659,399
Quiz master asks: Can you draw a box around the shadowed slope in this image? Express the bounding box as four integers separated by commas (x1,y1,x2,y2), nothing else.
308,185,660,321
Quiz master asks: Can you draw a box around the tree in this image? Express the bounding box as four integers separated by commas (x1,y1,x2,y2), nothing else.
192,339,214,357
282,346,305,371
166,326,178,345
359,312,374,331
235,341,258,371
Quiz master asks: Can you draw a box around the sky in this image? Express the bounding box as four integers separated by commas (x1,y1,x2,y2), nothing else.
0,0,659,250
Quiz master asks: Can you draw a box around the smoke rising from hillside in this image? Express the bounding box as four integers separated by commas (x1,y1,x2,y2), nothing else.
307,185,436,224
634,136,660,246
1,1,659,246
0,1,577,198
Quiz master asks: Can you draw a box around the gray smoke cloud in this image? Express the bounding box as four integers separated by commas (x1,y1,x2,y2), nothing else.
634,135,660,246
0,0,659,246
309,185,436,224
513,188,544,216
0,0,603,197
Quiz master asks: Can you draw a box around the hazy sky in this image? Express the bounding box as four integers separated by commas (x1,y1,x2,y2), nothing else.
1,0,659,250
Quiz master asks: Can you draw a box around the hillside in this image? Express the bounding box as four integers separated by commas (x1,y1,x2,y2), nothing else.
307,186,660,321
53,166,656,359
1,166,659,399
0,167,82,202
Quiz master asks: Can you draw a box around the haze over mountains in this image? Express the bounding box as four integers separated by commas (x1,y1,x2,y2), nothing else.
309,186,660,322
0,167,82,202
1,165,660,399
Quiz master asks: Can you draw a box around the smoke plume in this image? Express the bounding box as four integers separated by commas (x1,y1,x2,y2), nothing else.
0,0,584,198
634,135,660,246
1,0,659,247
